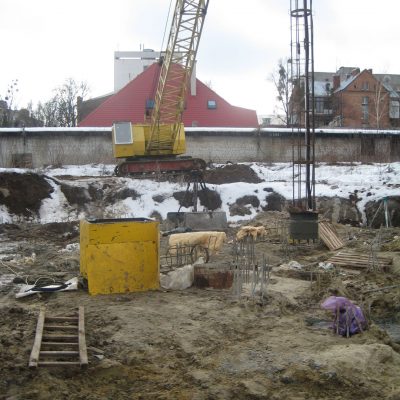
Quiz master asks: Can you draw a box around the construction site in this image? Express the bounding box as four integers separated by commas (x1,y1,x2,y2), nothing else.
1,1,400,399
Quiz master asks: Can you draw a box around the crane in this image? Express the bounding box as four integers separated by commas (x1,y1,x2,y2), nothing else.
112,0,209,176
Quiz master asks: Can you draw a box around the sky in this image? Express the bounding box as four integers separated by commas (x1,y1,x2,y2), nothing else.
1,0,400,117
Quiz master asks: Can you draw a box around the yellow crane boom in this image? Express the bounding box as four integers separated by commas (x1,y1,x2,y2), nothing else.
112,0,209,175
147,0,209,154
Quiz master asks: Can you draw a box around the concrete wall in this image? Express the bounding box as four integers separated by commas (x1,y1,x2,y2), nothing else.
0,129,114,168
0,127,399,168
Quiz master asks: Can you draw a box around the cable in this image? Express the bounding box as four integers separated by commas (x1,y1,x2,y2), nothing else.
160,0,174,54
0,259,20,276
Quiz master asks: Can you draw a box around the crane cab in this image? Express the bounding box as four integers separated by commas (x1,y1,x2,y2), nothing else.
112,121,186,159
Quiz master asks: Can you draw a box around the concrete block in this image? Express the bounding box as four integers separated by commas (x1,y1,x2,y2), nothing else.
167,211,227,231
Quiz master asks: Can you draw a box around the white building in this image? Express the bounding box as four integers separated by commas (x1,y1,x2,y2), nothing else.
114,49,197,95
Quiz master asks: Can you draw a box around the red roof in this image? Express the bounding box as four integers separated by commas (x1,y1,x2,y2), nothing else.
78,63,258,128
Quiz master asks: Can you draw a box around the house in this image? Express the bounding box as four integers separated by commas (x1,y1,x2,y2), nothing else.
312,67,400,129
332,68,400,129
78,63,258,128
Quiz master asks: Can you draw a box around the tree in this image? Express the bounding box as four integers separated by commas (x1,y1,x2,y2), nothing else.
371,78,389,130
270,59,292,126
0,79,19,127
56,78,89,127
33,78,90,127
34,98,59,127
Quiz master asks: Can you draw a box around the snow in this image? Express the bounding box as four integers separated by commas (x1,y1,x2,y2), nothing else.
39,177,73,223
1,162,400,225
42,164,115,177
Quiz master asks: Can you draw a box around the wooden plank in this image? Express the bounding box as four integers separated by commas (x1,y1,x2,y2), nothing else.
330,256,391,264
45,317,78,322
41,342,79,346
42,334,78,341
327,250,392,269
44,325,78,331
330,251,390,260
38,361,81,367
29,308,46,368
40,351,79,357
318,221,345,251
78,306,88,366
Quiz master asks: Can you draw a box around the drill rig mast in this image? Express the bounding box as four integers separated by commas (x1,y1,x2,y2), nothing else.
113,0,209,176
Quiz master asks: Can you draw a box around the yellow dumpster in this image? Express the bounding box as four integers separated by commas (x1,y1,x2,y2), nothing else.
80,218,159,295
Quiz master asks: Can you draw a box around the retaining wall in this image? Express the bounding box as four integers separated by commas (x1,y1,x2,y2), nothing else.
0,127,399,168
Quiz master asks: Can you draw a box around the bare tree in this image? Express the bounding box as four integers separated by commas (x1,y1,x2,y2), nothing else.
34,98,59,127
56,78,90,126
33,78,90,127
371,78,389,130
270,59,292,126
0,79,19,127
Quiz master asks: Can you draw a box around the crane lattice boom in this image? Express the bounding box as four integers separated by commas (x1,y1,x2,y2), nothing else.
147,0,209,153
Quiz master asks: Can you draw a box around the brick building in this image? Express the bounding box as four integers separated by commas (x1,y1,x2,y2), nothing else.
312,67,400,129
332,68,400,129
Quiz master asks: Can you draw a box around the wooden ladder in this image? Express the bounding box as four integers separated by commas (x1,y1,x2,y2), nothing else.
29,306,88,368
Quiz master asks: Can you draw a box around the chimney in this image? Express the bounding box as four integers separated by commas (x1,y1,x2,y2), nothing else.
351,68,360,77
333,75,340,90
367,68,373,74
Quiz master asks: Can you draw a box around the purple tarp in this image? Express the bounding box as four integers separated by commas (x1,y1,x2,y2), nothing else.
321,296,367,336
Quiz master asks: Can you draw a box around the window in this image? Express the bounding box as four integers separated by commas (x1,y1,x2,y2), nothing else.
325,82,331,93
362,81,369,91
262,117,271,126
314,97,324,113
146,99,155,110
207,100,217,109
145,99,155,118
362,96,369,121
390,100,400,118
113,122,133,144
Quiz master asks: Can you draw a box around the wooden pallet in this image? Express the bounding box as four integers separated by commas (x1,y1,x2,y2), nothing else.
318,221,345,251
327,250,392,270
29,306,88,368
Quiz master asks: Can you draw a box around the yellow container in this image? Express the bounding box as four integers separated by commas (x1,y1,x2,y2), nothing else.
80,218,159,295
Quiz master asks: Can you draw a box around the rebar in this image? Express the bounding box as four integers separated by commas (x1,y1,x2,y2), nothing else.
368,227,383,272
231,236,270,303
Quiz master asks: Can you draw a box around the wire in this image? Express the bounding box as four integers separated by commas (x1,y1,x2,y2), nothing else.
0,259,20,276
160,0,174,54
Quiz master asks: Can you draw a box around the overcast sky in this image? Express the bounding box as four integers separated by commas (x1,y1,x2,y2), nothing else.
1,0,399,117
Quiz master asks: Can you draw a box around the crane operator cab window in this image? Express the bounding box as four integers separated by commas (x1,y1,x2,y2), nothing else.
113,122,133,144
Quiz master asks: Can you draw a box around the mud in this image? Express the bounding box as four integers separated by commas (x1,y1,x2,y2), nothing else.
1,167,400,399
1,214,400,399
0,173,53,217
204,164,263,184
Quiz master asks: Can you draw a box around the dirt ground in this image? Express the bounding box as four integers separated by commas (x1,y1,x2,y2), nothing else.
1,212,400,400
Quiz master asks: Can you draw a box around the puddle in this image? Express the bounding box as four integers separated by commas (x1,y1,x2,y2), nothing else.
304,317,332,331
